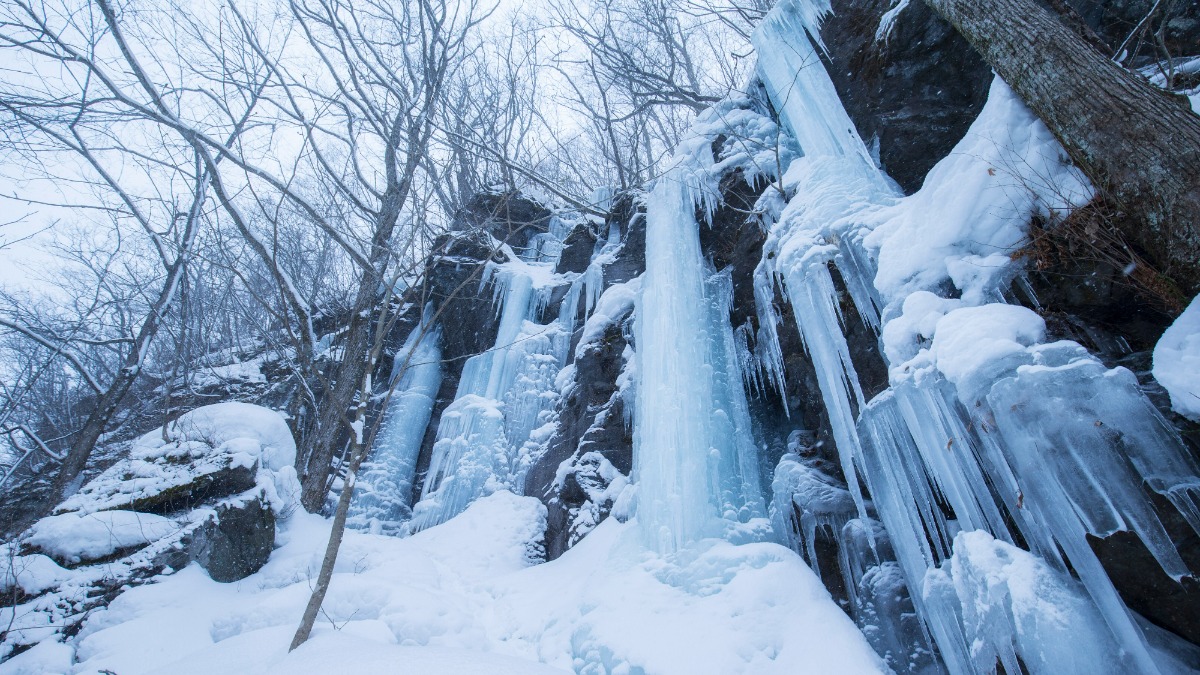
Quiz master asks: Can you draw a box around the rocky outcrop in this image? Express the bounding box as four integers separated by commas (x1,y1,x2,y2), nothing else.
186,493,276,583
1,403,298,656
451,190,554,254
527,197,642,561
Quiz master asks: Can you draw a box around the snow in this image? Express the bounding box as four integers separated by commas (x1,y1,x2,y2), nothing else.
25,512,179,566
575,277,639,350
1153,293,1200,421
32,490,883,675
929,303,1046,399
0,554,73,596
2,640,74,675
58,402,297,515
498,518,883,675
189,359,266,387
150,402,296,473
862,78,1092,304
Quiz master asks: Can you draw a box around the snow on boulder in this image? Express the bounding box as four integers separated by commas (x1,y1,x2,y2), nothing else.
145,402,296,472
24,511,178,566
58,403,296,515
1153,294,1200,422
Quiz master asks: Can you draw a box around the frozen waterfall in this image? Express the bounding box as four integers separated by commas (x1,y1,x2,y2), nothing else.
347,306,443,535
408,248,591,532
633,148,769,554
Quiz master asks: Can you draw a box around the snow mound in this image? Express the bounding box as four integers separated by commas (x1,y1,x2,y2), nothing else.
931,303,1046,399
0,554,72,596
500,518,885,674
1153,294,1200,421
137,402,296,472
59,402,296,515
25,511,178,566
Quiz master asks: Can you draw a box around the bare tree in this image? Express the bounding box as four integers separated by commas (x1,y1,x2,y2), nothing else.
0,0,270,519
203,0,494,512
543,0,753,188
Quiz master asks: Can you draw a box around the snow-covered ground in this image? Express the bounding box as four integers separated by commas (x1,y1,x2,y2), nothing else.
5,492,883,675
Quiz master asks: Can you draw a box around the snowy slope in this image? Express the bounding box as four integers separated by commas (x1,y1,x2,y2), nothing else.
5,492,882,675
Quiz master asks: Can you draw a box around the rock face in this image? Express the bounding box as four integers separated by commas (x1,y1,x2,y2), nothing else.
526,195,642,560
818,0,1200,196
186,494,276,583
821,0,992,193
451,190,553,254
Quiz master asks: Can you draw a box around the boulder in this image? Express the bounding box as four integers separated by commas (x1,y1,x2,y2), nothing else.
187,493,276,583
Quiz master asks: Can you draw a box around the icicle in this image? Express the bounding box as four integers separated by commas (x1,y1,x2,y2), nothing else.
783,261,873,528
769,451,856,579
750,260,788,405
835,236,883,334
928,531,1137,675
752,0,872,169
706,269,768,526
891,379,1013,542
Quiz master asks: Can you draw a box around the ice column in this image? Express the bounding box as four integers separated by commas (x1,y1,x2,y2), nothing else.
347,309,443,535
707,270,768,526
752,0,875,173
634,167,722,553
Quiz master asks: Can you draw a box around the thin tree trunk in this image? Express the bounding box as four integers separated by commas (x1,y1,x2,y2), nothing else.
297,119,425,513
289,368,372,651
925,0,1200,299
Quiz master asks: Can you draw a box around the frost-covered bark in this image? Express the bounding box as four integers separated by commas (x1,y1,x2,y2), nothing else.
925,0,1200,297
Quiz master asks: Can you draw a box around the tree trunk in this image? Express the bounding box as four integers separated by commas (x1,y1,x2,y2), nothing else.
297,285,377,512
296,121,423,513
924,0,1200,300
